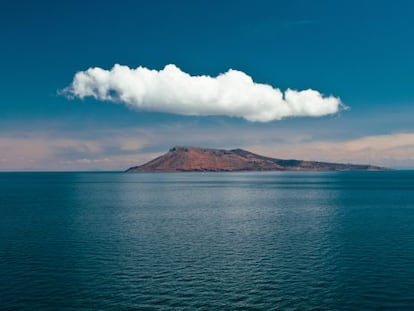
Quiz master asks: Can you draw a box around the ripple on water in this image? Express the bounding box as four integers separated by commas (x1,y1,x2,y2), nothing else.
1,171,414,310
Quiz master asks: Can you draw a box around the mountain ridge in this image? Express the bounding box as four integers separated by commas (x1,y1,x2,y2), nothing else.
126,146,385,172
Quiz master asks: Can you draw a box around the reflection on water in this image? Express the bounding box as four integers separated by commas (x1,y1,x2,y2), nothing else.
1,171,414,310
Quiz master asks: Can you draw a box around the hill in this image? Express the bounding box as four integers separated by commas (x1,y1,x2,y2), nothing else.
126,146,385,172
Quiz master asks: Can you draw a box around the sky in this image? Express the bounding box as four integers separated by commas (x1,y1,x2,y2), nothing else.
1,0,413,170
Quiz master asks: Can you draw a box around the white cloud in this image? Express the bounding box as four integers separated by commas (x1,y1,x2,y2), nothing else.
64,64,343,122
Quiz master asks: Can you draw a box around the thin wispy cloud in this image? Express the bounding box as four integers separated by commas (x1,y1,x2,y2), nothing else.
284,19,318,27
63,64,343,122
248,133,414,167
1,128,414,170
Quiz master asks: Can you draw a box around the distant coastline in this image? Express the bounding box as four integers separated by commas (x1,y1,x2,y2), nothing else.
126,146,386,172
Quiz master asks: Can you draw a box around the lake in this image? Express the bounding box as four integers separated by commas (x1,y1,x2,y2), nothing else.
1,171,413,310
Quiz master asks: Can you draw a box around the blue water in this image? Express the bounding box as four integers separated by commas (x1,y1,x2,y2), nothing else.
1,171,414,310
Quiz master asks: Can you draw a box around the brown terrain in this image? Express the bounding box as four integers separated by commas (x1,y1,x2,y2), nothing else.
126,146,385,172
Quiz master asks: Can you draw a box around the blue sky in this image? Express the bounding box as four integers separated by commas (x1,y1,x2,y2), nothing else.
1,0,413,170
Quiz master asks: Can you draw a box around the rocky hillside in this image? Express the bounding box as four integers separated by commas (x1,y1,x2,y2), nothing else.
126,146,385,172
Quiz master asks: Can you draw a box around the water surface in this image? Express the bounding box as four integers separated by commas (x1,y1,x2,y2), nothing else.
1,171,413,310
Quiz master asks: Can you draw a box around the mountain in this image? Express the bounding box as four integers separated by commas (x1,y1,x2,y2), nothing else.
126,146,385,172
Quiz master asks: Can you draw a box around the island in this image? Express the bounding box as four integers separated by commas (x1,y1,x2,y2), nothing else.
126,146,385,172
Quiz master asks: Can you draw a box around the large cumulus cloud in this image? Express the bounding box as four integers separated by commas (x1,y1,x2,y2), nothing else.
64,64,343,122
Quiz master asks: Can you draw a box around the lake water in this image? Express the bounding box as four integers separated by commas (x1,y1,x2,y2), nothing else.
1,171,414,310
